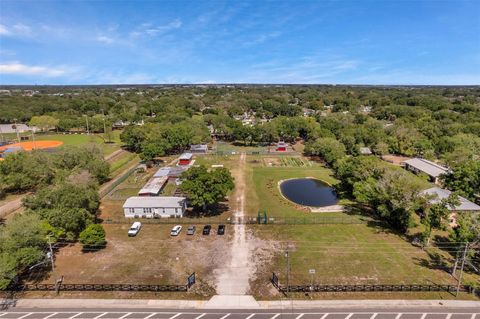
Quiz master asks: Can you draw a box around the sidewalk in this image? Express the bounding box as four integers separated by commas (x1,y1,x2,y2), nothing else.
10,297,480,309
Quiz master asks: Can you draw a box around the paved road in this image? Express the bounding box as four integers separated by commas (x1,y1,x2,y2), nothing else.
1,310,478,319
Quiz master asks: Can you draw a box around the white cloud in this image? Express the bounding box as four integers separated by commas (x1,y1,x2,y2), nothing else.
0,62,67,77
130,19,182,37
0,23,32,37
96,35,115,44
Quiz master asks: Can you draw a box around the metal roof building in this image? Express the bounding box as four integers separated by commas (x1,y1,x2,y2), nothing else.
190,144,208,153
421,187,480,211
404,158,448,184
138,176,168,196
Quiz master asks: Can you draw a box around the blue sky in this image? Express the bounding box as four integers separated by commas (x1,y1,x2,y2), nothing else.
0,0,479,85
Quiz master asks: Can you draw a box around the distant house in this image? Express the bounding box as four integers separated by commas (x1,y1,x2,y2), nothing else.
137,176,168,196
178,153,193,165
359,147,372,155
421,187,480,226
0,124,36,134
190,144,208,154
123,196,187,218
403,158,448,184
276,141,287,152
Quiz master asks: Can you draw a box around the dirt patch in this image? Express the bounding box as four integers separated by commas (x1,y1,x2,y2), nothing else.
382,154,411,166
0,140,63,151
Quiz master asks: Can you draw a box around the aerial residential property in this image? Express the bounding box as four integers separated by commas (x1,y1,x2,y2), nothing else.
0,0,479,314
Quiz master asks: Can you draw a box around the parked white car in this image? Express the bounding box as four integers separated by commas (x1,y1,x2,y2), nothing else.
170,225,182,236
128,222,142,237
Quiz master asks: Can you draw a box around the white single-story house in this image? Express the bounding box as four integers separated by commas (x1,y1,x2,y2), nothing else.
0,124,37,134
190,144,208,153
123,196,187,218
138,176,168,196
404,158,449,184
420,187,480,226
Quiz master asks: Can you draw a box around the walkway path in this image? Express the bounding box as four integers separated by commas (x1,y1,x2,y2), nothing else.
214,152,253,295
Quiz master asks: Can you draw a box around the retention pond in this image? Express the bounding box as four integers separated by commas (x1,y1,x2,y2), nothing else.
280,178,338,207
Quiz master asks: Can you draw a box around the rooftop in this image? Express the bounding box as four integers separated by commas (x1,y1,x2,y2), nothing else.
138,176,168,194
421,187,480,211
123,196,186,208
179,153,193,160
404,158,448,178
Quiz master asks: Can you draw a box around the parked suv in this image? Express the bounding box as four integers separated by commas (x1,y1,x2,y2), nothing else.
202,225,211,235
217,224,226,235
170,225,182,236
128,222,141,237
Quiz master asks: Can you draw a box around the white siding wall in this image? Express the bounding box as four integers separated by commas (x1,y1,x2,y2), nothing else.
124,204,185,218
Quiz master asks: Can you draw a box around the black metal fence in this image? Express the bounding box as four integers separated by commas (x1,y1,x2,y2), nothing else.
7,283,188,292
271,273,474,294
102,215,367,225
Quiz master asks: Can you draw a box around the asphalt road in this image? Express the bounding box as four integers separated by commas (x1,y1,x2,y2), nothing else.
1,309,478,319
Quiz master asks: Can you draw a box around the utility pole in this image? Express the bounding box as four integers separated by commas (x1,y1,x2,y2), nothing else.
285,250,290,294
84,115,90,135
47,235,55,271
456,242,468,297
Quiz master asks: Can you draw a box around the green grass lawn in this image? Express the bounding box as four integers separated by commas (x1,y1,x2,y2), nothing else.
109,152,139,177
248,223,479,299
246,158,346,218
35,133,121,155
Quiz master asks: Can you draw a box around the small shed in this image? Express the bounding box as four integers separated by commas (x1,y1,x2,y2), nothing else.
153,167,171,178
276,141,287,152
138,176,168,196
123,196,187,218
178,153,193,165
404,158,448,184
190,144,208,153
359,147,372,155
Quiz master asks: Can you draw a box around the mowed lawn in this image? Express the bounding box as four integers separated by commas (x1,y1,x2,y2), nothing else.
246,157,345,218
35,133,121,155
249,223,464,298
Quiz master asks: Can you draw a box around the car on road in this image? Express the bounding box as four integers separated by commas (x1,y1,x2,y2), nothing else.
217,224,225,235
170,225,182,236
128,222,141,237
187,225,196,235
202,225,211,235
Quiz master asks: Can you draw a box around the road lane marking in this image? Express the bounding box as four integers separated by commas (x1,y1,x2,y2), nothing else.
245,314,255,319
67,313,84,319
94,313,107,319
420,314,427,319
42,314,58,319
219,314,231,319
270,314,280,319
17,314,33,319
295,314,304,319
169,314,182,319
370,314,378,319
194,314,206,319
119,314,133,319
143,313,157,319
470,314,477,319
345,314,354,319
319,314,329,319
395,314,403,319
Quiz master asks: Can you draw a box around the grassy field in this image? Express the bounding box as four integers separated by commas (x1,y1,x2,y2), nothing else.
248,223,479,299
246,157,345,218
35,133,121,155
